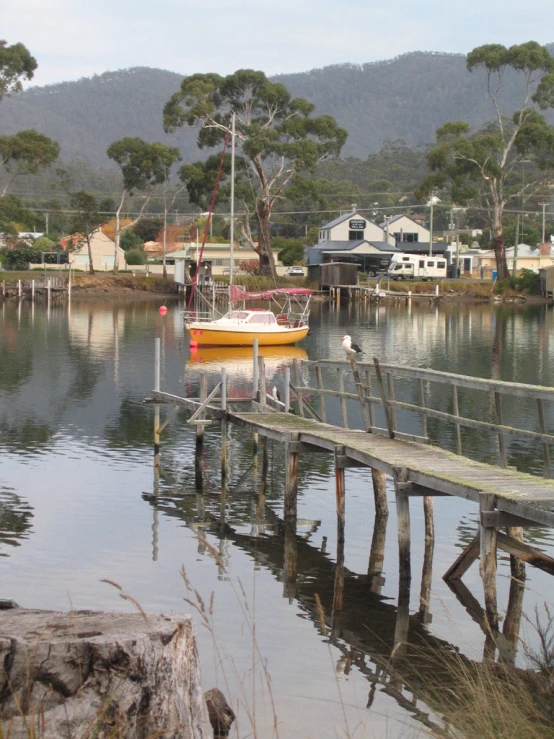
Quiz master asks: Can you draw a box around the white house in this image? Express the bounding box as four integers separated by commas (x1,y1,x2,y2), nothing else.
68,230,126,271
318,210,388,244
380,214,430,245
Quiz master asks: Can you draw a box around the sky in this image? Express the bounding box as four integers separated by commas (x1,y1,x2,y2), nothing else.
2,0,554,88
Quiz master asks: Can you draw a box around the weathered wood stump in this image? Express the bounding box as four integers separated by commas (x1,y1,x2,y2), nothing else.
0,609,212,739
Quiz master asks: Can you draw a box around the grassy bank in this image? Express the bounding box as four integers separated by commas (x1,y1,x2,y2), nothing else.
0,270,179,295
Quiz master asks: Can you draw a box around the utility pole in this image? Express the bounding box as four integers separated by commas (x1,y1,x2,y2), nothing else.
427,193,440,257
540,202,548,243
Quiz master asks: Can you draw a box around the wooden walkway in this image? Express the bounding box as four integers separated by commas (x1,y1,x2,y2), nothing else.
228,411,554,523
148,337,554,639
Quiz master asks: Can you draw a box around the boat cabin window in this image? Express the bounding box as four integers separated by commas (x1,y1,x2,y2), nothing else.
247,313,276,324
230,311,250,320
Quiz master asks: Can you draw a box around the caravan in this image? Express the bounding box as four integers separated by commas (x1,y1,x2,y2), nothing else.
388,253,447,281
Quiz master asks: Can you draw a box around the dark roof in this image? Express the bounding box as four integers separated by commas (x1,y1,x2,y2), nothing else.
312,240,359,251
311,240,400,254
396,242,447,254
367,241,401,253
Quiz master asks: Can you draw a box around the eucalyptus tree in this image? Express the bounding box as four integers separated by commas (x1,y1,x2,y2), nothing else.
0,130,60,196
107,138,181,272
163,69,347,277
69,191,106,274
0,40,37,101
418,42,554,280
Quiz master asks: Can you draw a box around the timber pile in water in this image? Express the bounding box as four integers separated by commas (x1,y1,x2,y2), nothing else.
0,608,212,739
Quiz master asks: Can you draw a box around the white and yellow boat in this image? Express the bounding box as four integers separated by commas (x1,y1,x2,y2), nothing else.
183,286,311,347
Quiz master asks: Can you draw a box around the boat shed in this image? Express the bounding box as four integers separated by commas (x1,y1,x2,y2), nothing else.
307,262,359,288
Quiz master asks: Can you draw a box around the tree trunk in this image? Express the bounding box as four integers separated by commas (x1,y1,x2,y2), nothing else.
86,231,95,275
255,201,277,279
0,609,211,739
492,204,509,280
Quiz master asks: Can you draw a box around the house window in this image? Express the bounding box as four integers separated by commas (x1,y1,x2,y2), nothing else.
348,230,364,240
396,233,419,243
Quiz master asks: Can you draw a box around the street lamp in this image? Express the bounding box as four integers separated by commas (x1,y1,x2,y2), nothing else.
427,194,441,257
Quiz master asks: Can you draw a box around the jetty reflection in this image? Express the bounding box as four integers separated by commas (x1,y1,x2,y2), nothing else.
143,452,527,729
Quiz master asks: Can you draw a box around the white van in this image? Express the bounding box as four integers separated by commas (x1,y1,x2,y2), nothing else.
388,254,447,281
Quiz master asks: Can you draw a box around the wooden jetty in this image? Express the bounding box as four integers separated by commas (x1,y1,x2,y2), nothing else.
328,281,442,304
1,275,69,302
146,339,554,642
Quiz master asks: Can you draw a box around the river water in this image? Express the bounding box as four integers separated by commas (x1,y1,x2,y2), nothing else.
1,296,554,738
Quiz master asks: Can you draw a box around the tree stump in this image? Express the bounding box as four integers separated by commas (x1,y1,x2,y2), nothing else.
0,609,212,739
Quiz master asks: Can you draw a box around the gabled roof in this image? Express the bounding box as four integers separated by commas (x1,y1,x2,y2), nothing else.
379,213,423,229
311,240,400,253
320,212,379,230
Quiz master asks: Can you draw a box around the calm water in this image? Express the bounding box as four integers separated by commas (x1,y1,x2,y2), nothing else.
2,296,554,738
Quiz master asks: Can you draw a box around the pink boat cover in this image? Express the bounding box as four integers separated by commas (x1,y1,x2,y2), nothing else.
229,284,312,302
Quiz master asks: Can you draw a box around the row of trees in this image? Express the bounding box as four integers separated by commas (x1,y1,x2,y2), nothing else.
2,40,554,280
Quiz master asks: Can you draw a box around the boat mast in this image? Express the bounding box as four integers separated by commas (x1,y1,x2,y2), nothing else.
228,112,236,313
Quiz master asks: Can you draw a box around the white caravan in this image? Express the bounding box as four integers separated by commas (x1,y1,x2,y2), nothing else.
387,253,447,281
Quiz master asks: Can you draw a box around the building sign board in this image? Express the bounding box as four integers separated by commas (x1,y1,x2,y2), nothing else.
349,219,366,230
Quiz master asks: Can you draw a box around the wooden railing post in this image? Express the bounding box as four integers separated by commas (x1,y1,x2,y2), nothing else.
315,365,327,423
452,385,463,455
537,399,551,478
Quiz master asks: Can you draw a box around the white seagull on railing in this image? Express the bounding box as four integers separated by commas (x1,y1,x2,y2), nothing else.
272,385,281,402
341,335,364,358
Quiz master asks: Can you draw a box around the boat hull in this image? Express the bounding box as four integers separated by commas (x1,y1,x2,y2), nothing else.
185,323,309,346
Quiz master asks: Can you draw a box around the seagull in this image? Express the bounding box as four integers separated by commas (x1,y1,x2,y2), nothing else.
341,335,363,358
272,385,281,402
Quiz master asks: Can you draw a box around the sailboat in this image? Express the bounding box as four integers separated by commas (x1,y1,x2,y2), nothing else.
182,113,311,347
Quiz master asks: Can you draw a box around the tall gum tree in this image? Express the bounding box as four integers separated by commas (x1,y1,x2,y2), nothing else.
418,42,554,280
107,138,181,272
0,40,37,101
163,69,347,277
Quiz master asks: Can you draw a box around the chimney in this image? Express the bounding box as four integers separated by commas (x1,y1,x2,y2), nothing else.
539,242,551,256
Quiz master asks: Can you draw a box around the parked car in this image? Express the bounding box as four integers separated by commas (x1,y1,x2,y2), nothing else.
284,266,305,277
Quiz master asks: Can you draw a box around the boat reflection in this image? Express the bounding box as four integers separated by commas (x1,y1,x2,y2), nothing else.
187,345,307,378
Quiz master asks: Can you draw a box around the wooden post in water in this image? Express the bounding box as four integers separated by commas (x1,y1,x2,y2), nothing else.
18,280,22,298
394,470,411,584
153,338,161,470
195,374,208,492
283,434,299,599
479,493,498,632
2,280,5,297
368,469,388,594
252,339,260,457
258,356,266,406
502,530,526,664
284,366,290,413
419,496,435,622
47,278,51,305
333,446,346,612
31,280,35,301
220,368,228,527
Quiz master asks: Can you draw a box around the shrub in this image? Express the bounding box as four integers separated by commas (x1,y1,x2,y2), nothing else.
125,249,147,265
239,259,261,276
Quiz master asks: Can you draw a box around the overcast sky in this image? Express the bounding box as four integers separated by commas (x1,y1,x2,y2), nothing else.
3,0,554,88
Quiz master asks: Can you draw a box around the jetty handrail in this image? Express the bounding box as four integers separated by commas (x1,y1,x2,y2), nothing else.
291,357,554,477
299,359,554,401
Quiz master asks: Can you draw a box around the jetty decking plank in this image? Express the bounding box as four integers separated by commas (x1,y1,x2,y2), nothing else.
228,411,554,524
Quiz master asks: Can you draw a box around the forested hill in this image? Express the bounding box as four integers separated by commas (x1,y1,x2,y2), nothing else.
1,47,553,167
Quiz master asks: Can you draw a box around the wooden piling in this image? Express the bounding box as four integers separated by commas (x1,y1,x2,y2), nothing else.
419,496,435,621
479,493,498,631
284,367,291,413
394,471,411,583
368,469,388,594
31,280,35,300
195,374,208,492
18,279,22,298
220,368,228,527
283,434,299,599
333,446,346,612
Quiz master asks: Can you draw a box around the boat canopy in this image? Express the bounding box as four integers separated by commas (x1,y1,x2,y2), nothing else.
229,285,312,302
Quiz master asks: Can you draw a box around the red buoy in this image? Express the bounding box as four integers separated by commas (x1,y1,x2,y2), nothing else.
159,305,168,315
189,340,198,348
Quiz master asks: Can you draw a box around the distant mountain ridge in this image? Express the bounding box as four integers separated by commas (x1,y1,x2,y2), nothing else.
1,46,553,167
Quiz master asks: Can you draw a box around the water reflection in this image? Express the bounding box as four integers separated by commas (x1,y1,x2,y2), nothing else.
3,298,554,736
0,488,33,556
